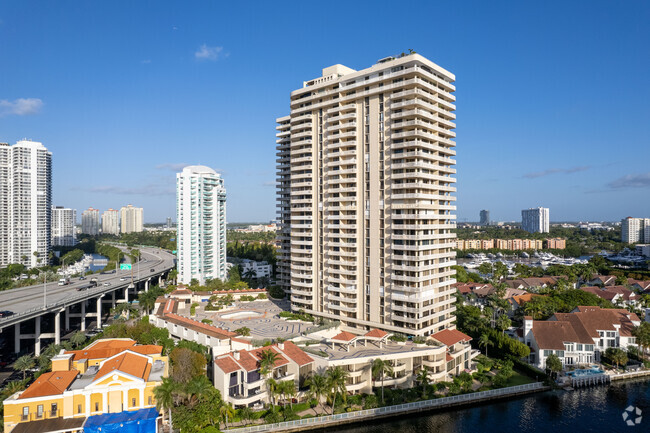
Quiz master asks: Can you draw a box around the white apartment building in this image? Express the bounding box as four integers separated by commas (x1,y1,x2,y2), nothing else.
176,165,227,285
0,140,52,268
239,259,273,279
102,208,120,235
51,206,77,247
81,207,100,235
521,207,550,233
120,204,143,233
621,217,650,244
276,53,458,336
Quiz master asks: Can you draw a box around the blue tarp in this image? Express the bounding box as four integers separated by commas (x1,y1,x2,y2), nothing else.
84,408,159,433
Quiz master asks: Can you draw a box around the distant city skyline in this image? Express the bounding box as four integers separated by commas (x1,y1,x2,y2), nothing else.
1,1,649,222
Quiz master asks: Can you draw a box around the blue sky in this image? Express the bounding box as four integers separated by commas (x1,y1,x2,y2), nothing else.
1,1,649,223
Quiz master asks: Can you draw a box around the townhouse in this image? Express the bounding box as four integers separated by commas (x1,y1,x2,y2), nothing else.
580,286,637,307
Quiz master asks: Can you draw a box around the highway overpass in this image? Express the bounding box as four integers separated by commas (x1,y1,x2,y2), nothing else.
0,247,176,355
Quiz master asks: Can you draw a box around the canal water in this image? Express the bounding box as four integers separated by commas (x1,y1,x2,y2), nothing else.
324,379,650,433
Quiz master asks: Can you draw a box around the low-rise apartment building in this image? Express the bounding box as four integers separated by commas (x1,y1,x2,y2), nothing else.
3,339,167,433
521,307,640,369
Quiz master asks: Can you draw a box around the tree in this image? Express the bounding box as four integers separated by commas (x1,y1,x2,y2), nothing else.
279,380,296,408
184,375,214,407
239,406,253,426
305,372,329,415
371,358,394,403
2,379,28,397
633,322,650,362
478,262,493,276
243,268,257,281
496,314,512,334
326,366,349,415
70,331,87,348
170,347,207,384
13,355,35,380
154,377,176,432
219,401,234,429
235,327,251,337
415,368,430,399
606,348,628,370
545,354,562,379
479,333,493,357
258,348,280,408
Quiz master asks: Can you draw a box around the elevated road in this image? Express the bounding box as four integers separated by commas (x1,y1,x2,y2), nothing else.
0,248,176,354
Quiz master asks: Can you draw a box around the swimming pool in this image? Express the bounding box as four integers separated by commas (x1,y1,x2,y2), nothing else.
221,310,262,319
567,367,604,377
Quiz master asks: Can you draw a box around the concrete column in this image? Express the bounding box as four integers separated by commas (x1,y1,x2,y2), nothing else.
96,297,102,329
14,324,20,354
54,311,61,345
81,302,86,332
124,286,129,303
139,388,145,408
158,275,162,286
85,394,91,416
102,391,108,413
145,279,149,292
123,390,129,411
65,306,70,330
112,291,116,309
34,316,41,356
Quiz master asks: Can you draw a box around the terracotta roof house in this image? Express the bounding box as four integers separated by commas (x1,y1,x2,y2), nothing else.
628,279,650,292
587,275,617,287
521,306,640,369
580,286,637,306
3,339,168,433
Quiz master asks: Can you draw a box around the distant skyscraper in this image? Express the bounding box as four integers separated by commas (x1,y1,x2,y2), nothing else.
480,210,490,226
102,208,120,235
81,208,100,236
0,140,52,268
51,206,77,246
521,207,550,233
621,217,650,244
166,217,172,229
176,165,227,285
276,54,457,335
120,204,143,233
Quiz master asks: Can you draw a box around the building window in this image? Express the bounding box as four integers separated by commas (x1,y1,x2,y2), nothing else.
37,405,43,418
78,404,82,414
148,396,152,405
51,403,57,416
95,402,99,412
22,407,28,421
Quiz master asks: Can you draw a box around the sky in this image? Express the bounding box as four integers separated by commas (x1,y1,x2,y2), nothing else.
1,1,649,223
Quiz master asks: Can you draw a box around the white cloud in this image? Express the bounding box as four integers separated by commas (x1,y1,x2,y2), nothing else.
0,98,44,117
194,44,224,61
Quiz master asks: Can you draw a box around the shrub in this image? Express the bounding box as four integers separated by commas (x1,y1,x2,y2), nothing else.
389,334,407,342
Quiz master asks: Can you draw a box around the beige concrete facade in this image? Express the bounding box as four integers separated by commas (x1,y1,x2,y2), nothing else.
276,54,457,336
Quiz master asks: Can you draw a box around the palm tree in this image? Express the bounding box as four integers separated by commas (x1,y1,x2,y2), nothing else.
70,331,87,348
305,372,329,415
371,358,394,403
478,334,493,357
415,369,430,399
138,290,157,315
1,379,27,398
239,406,253,426
280,380,296,408
326,366,349,415
633,322,650,362
184,375,213,407
243,268,257,281
168,269,178,285
219,401,234,430
258,348,280,408
154,377,176,432
13,355,35,380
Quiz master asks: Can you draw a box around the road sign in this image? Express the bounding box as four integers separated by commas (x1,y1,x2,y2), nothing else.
172,250,177,254
120,264,132,270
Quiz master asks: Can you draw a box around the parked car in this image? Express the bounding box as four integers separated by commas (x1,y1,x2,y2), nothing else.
150,268,155,272
0,311,14,318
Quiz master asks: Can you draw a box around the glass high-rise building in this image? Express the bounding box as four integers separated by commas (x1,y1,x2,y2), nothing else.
51,206,77,247
0,140,52,268
521,207,550,233
176,165,227,285
276,54,457,336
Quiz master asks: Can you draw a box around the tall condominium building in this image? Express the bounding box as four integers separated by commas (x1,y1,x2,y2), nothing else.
51,206,77,247
81,208,100,235
479,210,490,226
276,54,457,336
120,204,144,233
621,217,650,244
102,208,120,235
0,140,52,268
176,165,227,285
521,207,550,233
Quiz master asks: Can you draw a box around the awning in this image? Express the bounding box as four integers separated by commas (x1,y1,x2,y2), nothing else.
10,417,86,433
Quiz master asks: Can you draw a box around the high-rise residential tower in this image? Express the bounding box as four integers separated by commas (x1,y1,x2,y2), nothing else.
621,217,650,244
0,140,52,268
51,206,77,247
81,208,100,235
120,204,143,233
276,54,457,336
521,207,550,233
102,208,120,235
479,210,490,226
176,165,227,285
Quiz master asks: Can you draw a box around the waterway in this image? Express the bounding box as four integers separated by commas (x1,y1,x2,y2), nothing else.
323,378,650,433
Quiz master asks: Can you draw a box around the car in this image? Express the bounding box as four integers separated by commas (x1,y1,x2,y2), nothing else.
0,311,14,318
120,277,128,281
79,276,86,280
150,268,155,272
76,286,89,291
103,282,111,286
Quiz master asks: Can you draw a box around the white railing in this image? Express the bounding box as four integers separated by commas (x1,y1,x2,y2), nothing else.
225,382,545,432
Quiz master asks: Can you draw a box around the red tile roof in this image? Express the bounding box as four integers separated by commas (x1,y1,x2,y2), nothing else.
214,356,241,374
171,288,192,296
18,370,78,399
163,313,236,340
431,329,472,347
95,352,151,382
364,329,389,339
331,331,358,342
280,341,314,366
66,344,162,361
213,342,313,373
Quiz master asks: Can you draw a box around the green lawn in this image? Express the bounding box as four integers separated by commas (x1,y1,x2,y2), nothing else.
504,370,535,387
